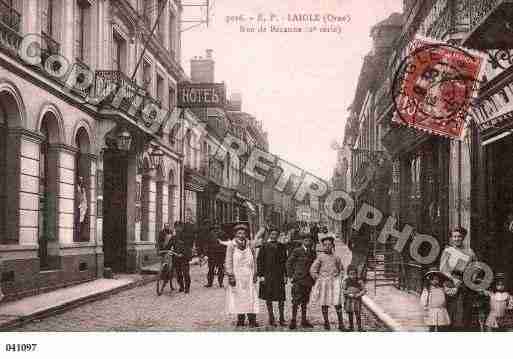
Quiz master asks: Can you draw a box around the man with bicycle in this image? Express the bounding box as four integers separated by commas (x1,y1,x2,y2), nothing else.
157,223,177,291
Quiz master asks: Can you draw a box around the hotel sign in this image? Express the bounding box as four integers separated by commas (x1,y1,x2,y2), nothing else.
177,83,226,108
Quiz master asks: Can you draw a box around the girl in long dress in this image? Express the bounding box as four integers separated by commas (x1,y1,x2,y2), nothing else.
309,235,345,331
225,224,260,328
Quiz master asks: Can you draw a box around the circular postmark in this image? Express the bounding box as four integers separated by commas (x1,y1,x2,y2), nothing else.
392,41,483,138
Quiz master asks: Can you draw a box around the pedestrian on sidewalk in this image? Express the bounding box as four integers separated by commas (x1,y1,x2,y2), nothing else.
309,234,346,331
225,223,260,328
342,264,366,331
204,223,226,288
286,233,316,329
420,268,453,332
257,226,288,327
481,273,513,332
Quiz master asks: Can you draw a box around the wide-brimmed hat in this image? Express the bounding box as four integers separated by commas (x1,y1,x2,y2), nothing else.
233,223,249,233
319,232,336,243
424,267,450,281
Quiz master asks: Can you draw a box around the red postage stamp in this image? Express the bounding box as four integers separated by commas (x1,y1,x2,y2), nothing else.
392,37,486,140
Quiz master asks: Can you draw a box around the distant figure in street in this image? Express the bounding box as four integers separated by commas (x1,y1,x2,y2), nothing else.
198,219,211,257
225,223,260,328
342,265,366,331
310,222,320,245
173,221,192,293
286,233,316,329
309,234,345,331
257,226,288,327
205,223,226,288
420,268,453,332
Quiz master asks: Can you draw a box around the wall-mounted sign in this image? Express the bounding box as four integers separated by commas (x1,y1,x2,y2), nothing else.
177,83,226,108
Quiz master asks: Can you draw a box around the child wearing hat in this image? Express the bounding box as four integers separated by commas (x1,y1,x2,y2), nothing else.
342,264,366,331
481,273,513,331
309,234,345,331
420,268,453,332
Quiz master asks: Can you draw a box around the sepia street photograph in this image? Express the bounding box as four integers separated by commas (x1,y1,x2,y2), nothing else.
0,0,512,356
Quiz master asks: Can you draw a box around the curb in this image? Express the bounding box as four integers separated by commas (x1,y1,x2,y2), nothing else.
0,275,157,331
361,295,405,331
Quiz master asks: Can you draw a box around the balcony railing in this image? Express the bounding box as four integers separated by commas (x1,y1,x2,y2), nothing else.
94,70,166,127
0,0,22,53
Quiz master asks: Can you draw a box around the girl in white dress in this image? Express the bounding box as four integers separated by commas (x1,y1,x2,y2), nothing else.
225,224,260,328
420,268,453,332
481,274,513,331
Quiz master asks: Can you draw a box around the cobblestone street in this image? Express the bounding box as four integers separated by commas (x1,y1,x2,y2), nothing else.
15,242,386,332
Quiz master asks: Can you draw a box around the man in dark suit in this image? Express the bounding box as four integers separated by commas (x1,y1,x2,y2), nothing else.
286,233,316,329
173,221,193,293
205,223,227,288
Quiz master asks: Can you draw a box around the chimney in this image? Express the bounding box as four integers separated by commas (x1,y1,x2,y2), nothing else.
228,93,242,111
190,49,215,83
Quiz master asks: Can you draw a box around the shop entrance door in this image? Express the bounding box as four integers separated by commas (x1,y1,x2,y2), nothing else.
103,150,128,272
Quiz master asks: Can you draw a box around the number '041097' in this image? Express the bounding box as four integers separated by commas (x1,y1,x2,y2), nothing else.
5,344,37,352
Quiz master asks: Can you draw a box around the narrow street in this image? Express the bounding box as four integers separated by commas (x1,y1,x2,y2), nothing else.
15,242,387,332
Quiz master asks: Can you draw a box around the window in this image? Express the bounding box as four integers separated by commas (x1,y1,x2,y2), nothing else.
169,11,176,57
157,0,165,42
142,60,152,93
112,31,126,73
41,0,54,36
39,122,50,268
168,86,176,111
75,1,90,62
156,74,164,104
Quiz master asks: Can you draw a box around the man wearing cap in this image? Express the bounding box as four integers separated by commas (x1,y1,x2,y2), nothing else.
286,233,316,329
225,223,260,328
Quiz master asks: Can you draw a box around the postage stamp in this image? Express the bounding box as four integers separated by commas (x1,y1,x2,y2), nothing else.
392,36,487,140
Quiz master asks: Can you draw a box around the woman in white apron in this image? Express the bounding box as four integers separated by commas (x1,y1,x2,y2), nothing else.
225,223,260,328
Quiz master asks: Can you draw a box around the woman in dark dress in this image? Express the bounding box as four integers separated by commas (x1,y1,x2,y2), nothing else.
257,227,288,326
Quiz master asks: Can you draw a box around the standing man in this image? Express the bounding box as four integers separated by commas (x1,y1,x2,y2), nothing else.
286,233,316,329
173,221,193,293
205,223,227,288
157,223,175,290
257,226,288,327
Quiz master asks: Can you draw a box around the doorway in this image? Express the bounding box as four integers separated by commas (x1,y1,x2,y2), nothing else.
103,149,128,272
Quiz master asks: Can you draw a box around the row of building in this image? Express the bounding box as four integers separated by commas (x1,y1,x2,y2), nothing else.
0,0,314,300
331,0,513,292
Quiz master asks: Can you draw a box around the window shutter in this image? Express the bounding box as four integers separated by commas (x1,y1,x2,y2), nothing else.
74,3,80,59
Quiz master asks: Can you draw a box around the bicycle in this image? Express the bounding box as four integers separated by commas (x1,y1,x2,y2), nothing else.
156,249,180,296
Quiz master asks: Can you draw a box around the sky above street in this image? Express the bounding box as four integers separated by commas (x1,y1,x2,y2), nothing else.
181,0,402,180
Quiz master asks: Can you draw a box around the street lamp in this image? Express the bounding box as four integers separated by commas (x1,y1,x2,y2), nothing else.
116,129,132,151
149,145,164,169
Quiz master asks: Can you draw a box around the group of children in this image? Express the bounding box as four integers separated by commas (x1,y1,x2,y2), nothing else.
308,234,366,331
420,268,513,331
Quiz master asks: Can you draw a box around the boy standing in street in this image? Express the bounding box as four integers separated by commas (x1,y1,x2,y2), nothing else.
286,234,316,329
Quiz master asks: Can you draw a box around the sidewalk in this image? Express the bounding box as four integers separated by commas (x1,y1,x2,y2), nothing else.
0,274,153,330
337,241,427,331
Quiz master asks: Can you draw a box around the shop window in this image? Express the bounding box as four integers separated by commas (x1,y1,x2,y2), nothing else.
112,30,127,74
168,170,176,225
0,107,6,243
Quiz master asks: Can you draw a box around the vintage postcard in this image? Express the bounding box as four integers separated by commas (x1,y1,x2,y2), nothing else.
0,0,511,357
